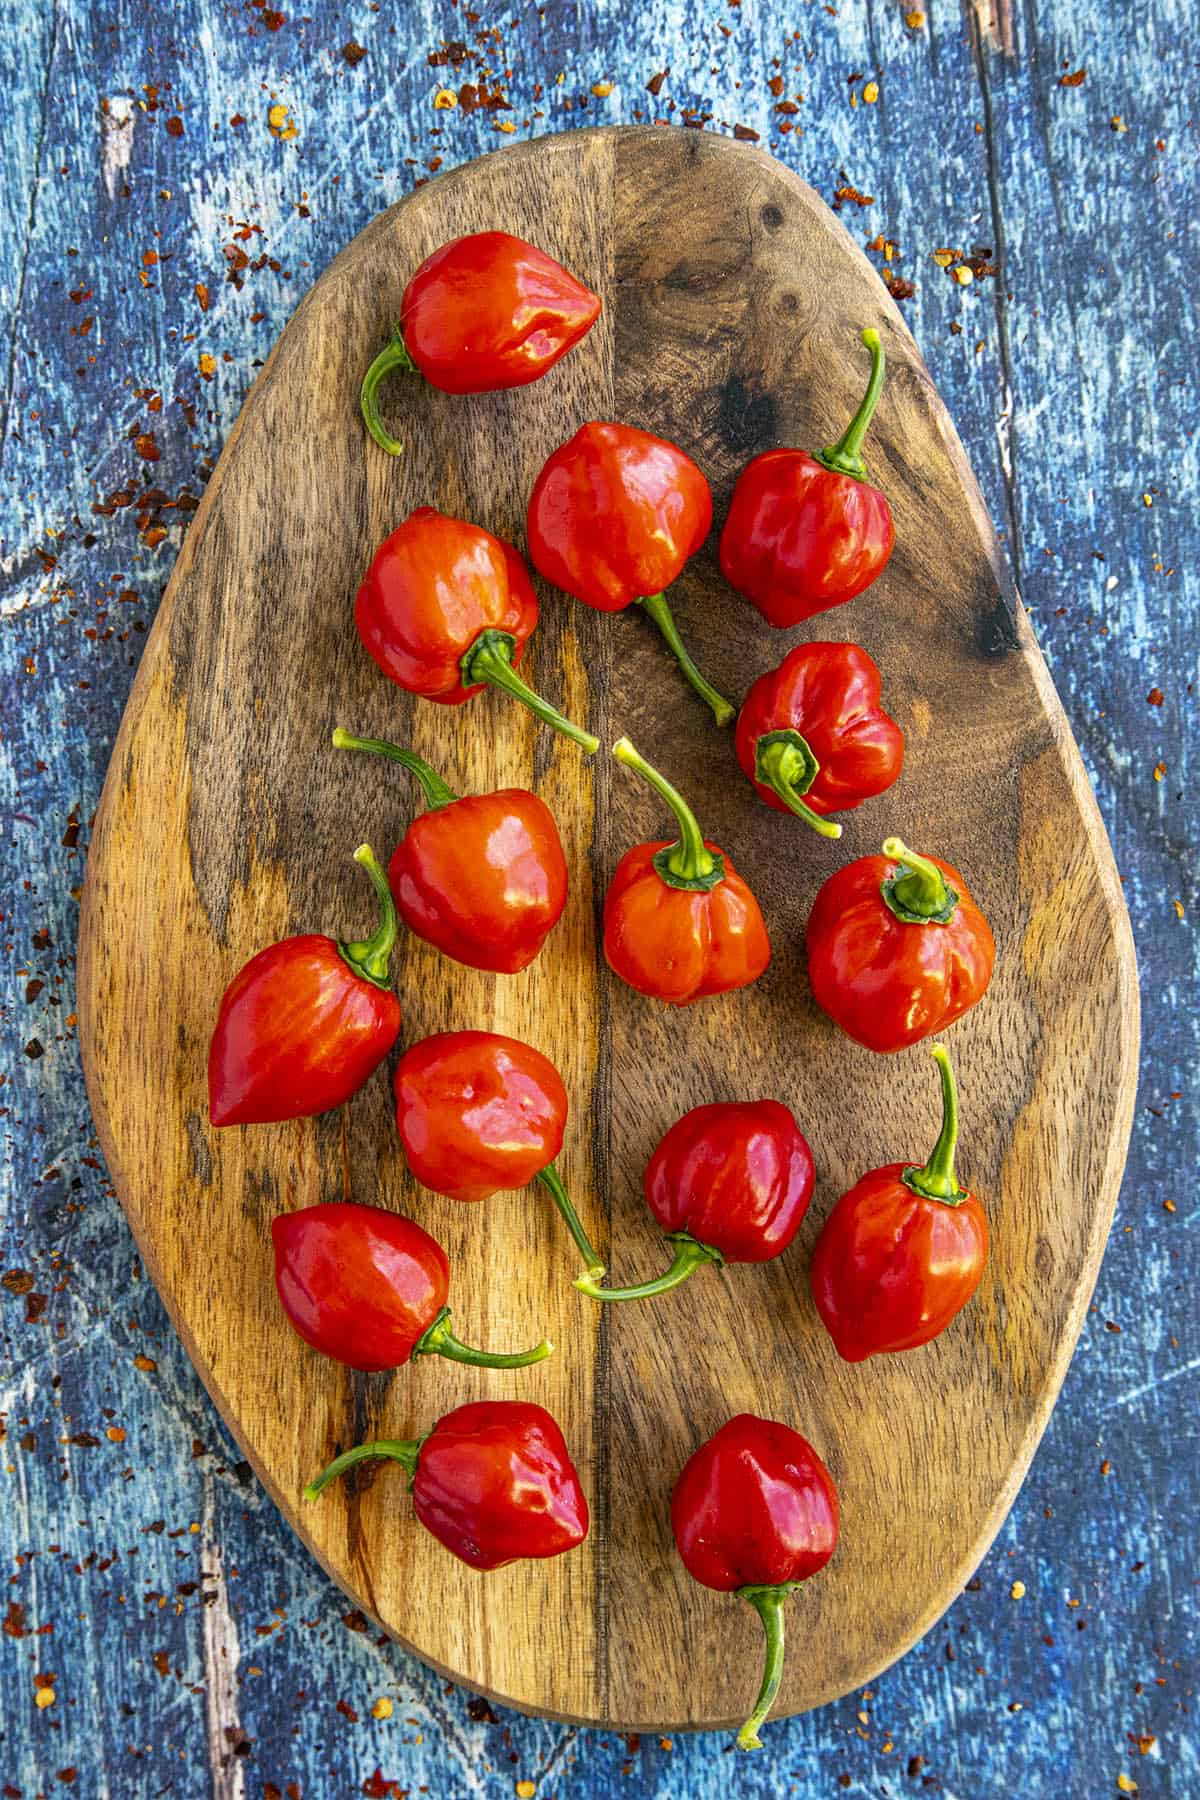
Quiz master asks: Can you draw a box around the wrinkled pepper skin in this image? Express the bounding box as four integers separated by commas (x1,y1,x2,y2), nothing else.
399,233,600,395
735,642,904,840
271,1201,553,1373
811,1046,988,1361
394,1030,567,1202
806,838,994,1053
208,847,400,1127
354,508,598,751
672,1414,840,1751
526,422,732,725
332,731,567,974
305,1400,590,1572
719,329,894,626
646,1101,815,1263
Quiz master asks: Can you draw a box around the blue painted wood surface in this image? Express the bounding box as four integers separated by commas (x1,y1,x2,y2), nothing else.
1,1,1194,1793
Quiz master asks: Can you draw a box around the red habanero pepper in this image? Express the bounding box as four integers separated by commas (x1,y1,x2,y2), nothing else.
719,328,895,625
734,642,904,840
272,1201,552,1372
360,231,601,454
810,1045,988,1361
208,845,400,1127
672,1415,839,1751
526,422,734,726
332,729,568,973
575,1101,813,1303
806,837,994,1053
304,1399,589,1571
355,507,599,753
604,737,771,1005
394,1031,603,1278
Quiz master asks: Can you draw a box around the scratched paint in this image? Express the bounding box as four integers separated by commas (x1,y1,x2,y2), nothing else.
1,1,1195,1795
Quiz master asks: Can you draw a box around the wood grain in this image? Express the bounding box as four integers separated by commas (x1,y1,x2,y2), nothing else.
76,126,1138,1732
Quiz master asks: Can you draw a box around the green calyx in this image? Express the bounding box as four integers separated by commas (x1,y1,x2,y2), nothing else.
612,736,724,892
461,629,600,755
880,836,959,926
303,1435,425,1504
635,592,735,728
338,843,399,988
360,329,418,456
411,1305,553,1369
902,1043,970,1206
813,326,886,482
574,1231,722,1303
754,730,842,840
332,727,458,811
734,1582,802,1752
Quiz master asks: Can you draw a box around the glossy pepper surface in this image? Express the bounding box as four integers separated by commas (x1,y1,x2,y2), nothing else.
394,1030,602,1277
355,507,599,752
720,328,894,626
305,1399,589,1571
360,231,601,454
672,1414,839,1751
208,845,400,1127
604,738,771,1005
332,729,568,973
806,837,994,1053
272,1201,552,1372
526,422,733,726
735,642,903,840
811,1045,987,1360
576,1101,813,1303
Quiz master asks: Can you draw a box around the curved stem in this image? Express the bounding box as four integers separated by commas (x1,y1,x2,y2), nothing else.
635,593,735,728
904,1044,968,1205
612,736,722,891
303,1436,422,1503
412,1305,553,1369
360,330,418,456
332,727,457,811
814,327,886,481
880,836,959,926
754,732,842,840
461,630,599,754
736,1583,797,1752
536,1165,604,1281
574,1232,721,1302
339,844,399,987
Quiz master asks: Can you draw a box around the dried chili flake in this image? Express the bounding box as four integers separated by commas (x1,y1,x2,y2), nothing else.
342,42,366,67
646,70,668,96
2,1269,35,1295
833,183,873,209
1147,687,1164,705
733,123,760,141
166,116,183,137
134,433,160,462
1059,68,1086,87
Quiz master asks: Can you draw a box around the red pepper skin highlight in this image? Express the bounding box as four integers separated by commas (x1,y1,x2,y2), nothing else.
208,847,400,1127
719,329,894,626
672,1414,839,1750
271,1202,552,1373
332,731,568,974
806,838,994,1053
304,1400,590,1572
735,642,904,840
354,508,598,752
811,1046,988,1361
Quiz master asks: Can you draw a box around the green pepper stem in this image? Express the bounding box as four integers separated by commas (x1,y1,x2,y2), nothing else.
635,593,735,728
904,1044,967,1204
536,1165,605,1281
411,1305,552,1369
360,330,417,456
754,732,842,840
880,836,958,925
612,736,722,890
302,1436,422,1503
815,327,886,481
462,630,599,754
573,1231,721,1302
332,727,457,811
736,1583,797,1751
339,844,399,988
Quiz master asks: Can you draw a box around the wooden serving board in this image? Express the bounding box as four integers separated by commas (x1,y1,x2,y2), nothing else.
77,127,1139,1731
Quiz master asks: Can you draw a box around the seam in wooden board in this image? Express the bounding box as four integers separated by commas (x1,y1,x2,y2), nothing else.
76,124,1141,1730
